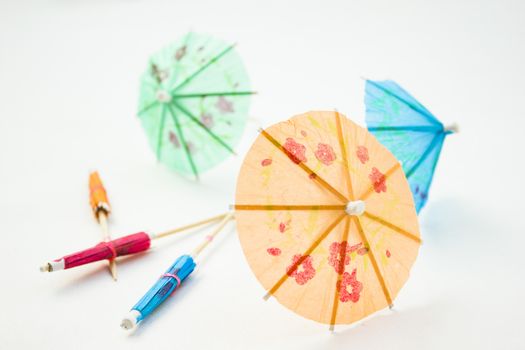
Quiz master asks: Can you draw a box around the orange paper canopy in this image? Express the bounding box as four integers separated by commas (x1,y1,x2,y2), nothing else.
89,171,111,218
235,111,421,327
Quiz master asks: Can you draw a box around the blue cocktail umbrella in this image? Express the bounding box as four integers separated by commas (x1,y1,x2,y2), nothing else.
365,80,457,213
121,213,234,331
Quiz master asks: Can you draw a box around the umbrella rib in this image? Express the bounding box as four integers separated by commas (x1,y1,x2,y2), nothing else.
155,105,167,160
363,212,421,243
420,133,446,203
138,32,191,116
260,129,348,203
234,204,346,210
171,100,236,155
405,132,443,178
367,80,440,127
138,100,159,116
329,216,351,330
359,163,402,200
264,213,347,300
171,43,236,92
172,91,256,99
335,110,355,200
368,125,441,132
355,216,393,307
166,104,199,179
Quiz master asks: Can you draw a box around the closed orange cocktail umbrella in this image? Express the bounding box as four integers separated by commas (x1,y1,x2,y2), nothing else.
89,171,117,280
234,111,421,329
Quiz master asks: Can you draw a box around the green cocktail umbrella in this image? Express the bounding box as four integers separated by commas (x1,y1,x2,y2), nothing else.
138,32,254,179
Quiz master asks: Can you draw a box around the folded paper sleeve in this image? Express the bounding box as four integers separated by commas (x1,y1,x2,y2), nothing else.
121,255,196,329
52,232,151,270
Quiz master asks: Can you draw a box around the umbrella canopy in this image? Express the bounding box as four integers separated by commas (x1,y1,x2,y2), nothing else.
234,111,421,328
138,32,254,179
365,80,456,212
40,232,151,272
88,171,110,219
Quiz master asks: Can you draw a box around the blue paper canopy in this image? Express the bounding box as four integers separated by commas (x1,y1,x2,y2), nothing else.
365,80,455,213
121,254,196,330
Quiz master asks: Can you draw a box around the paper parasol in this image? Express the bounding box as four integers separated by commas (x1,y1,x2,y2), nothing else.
365,80,456,213
40,214,227,273
234,111,421,329
89,171,117,280
138,32,254,179
121,213,234,330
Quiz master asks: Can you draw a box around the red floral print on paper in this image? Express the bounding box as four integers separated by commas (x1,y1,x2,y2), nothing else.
200,113,214,128
315,143,336,165
175,46,187,60
278,219,291,233
386,249,391,258
356,146,369,164
186,141,196,154
169,131,180,148
283,138,307,164
286,254,316,285
261,158,272,167
369,167,387,193
267,247,281,256
337,269,363,303
151,64,168,83
357,247,369,255
216,97,234,113
328,241,364,274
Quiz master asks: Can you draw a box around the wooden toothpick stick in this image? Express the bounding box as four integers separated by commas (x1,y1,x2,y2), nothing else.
153,213,229,240
191,212,235,259
98,212,117,280
89,171,117,281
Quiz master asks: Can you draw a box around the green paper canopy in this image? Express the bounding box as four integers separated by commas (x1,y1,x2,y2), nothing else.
138,32,253,178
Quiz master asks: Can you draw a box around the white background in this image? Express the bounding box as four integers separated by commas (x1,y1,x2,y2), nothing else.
1,0,524,349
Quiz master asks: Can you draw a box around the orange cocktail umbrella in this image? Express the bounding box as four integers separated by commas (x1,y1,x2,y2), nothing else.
89,171,117,280
235,111,421,329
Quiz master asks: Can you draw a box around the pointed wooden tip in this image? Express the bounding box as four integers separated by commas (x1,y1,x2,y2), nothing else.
329,325,335,332
109,262,118,281
445,123,459,134
263,292,272,301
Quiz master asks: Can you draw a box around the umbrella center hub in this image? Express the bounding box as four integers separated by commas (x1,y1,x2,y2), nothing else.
156,90,172,103
345,200,365,216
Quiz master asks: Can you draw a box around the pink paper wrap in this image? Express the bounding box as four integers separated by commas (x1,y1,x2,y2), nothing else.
58,232,151,269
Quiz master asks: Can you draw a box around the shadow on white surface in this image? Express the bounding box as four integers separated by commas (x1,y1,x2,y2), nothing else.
322,302,448,349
